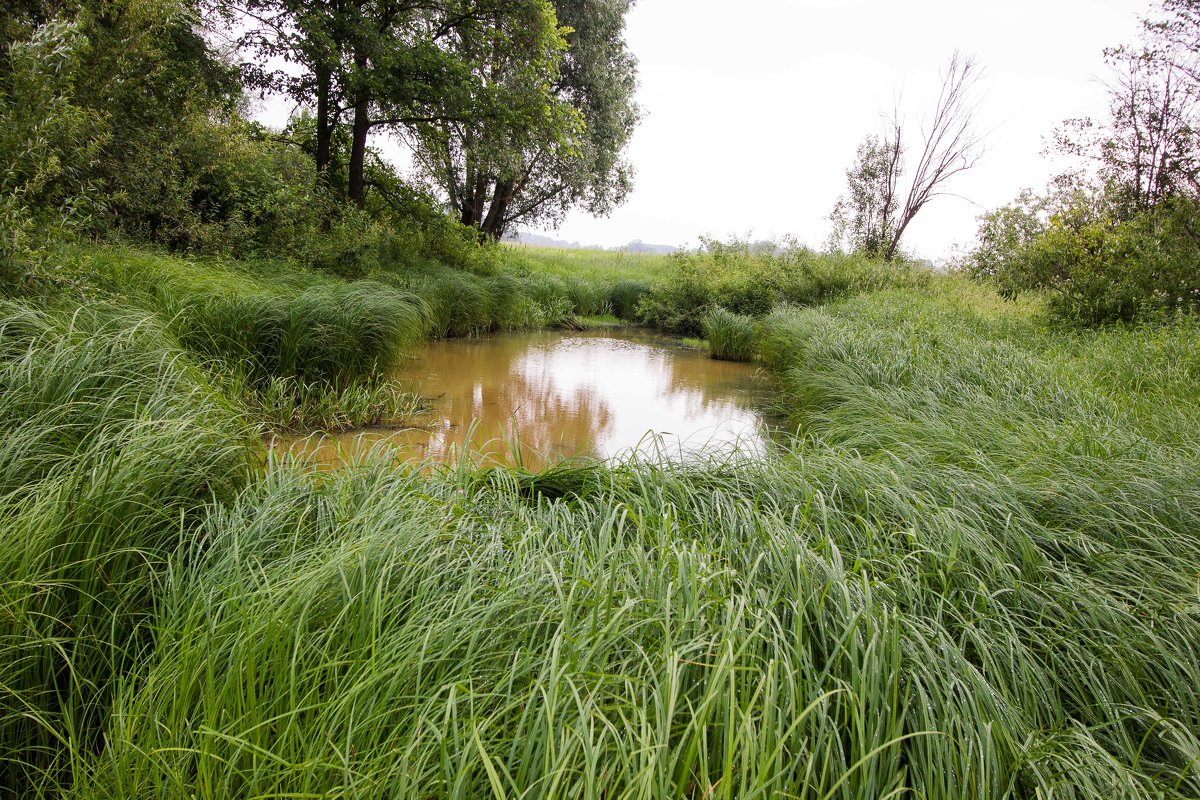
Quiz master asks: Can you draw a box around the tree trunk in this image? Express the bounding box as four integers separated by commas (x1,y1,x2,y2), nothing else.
480,181,513,240
315,63,332,177
348,98,369,207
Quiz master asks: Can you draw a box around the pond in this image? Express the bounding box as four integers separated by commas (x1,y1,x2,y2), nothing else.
274,329,772,470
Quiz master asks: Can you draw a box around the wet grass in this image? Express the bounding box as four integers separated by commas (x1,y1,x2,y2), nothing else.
2,255,1199,798
703,306,760,361
89,249,428,387
244,376,424,433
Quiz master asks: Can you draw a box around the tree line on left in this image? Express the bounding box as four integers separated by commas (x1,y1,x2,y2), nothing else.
0,0,639,290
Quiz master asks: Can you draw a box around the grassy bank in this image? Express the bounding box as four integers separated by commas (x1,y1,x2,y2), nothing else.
1,248,1198,798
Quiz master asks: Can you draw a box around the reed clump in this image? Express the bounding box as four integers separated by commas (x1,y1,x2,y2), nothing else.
702,306,760,361
245,376,424,432
91,249,428,386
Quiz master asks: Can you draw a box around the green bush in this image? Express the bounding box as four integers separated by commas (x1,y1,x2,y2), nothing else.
969,194,1200,325
636,238,926,335
0,19,105,291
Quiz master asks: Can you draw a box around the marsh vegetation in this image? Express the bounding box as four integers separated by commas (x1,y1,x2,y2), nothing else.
3,0,1200,796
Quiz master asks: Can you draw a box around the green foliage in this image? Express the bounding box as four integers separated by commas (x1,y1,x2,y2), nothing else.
412,0,639,238
970,192,1200,325
0,301,254,794
606,277,651,319
501,245,661,321
0,18,104,289
828,133,901,257
702,306,759,361
390,267,574,338
637,237,927,335
107,113,321,255
964,188,1045,288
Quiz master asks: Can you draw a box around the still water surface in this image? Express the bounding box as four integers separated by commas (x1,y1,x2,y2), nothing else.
276,329,770,469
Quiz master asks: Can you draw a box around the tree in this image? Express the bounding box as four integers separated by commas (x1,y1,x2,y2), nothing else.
1054,6,1200,215
829,52,984,261
218,0,572,208
828,131,902,257
411,0,640,240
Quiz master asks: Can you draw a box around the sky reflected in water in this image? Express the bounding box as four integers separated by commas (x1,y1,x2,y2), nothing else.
275,329,770,470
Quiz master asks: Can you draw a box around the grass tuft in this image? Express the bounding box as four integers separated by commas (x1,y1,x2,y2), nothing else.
703,306,760,361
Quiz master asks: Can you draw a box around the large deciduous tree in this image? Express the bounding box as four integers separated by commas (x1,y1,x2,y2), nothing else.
830,52,984,261
220,0,572,208
411,0,640,240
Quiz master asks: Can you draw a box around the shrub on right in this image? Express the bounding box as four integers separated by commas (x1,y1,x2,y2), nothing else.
968,193,1200,325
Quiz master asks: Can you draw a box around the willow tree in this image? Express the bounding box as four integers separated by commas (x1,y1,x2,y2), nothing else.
411,0,640,239
219,0,570,206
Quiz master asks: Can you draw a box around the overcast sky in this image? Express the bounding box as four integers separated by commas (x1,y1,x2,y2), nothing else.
526,0,1150,256
255,0,1150,257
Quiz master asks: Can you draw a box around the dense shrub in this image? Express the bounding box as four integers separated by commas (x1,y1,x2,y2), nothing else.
0,19,104,290
636,238,926,335
969,194,1200,325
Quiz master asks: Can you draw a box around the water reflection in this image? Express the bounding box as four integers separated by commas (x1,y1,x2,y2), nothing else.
275,329,769,469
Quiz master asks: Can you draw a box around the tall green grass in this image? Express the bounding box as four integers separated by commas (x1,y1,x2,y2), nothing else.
62,427,1200,798
703,306,760,361
637,239,929,335
90,249,428,386
0,303,255,796
245,376,424,432
3,257,1199,798
503,243,671,282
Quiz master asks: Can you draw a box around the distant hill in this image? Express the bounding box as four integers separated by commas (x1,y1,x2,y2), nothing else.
507,231,678,255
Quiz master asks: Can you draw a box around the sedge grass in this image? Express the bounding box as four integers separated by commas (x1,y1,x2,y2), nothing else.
244,376,424,433
0,302,255,796
2,264,1199,798
703,306,760,361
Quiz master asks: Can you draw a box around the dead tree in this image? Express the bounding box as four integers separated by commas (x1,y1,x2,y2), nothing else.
884,52,985,261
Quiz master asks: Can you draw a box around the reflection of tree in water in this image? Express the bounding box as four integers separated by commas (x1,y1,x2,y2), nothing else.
291,330,773,469
408,333,615,465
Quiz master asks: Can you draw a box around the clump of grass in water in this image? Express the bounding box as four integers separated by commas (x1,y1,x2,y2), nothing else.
703,306,760,361
606,278,652,320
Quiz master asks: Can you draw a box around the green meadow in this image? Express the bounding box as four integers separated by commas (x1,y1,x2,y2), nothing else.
1,243,1197,799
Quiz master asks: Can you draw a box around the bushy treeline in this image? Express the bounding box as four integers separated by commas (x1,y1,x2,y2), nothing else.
968,189,1200,325
965,1,1200,325
0,0,550,290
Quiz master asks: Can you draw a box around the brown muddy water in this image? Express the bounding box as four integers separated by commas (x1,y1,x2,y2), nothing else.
273,329,772,470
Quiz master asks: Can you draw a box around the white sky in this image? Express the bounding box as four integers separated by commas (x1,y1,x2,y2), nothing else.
254,0,1149,258
530,0,1149,256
